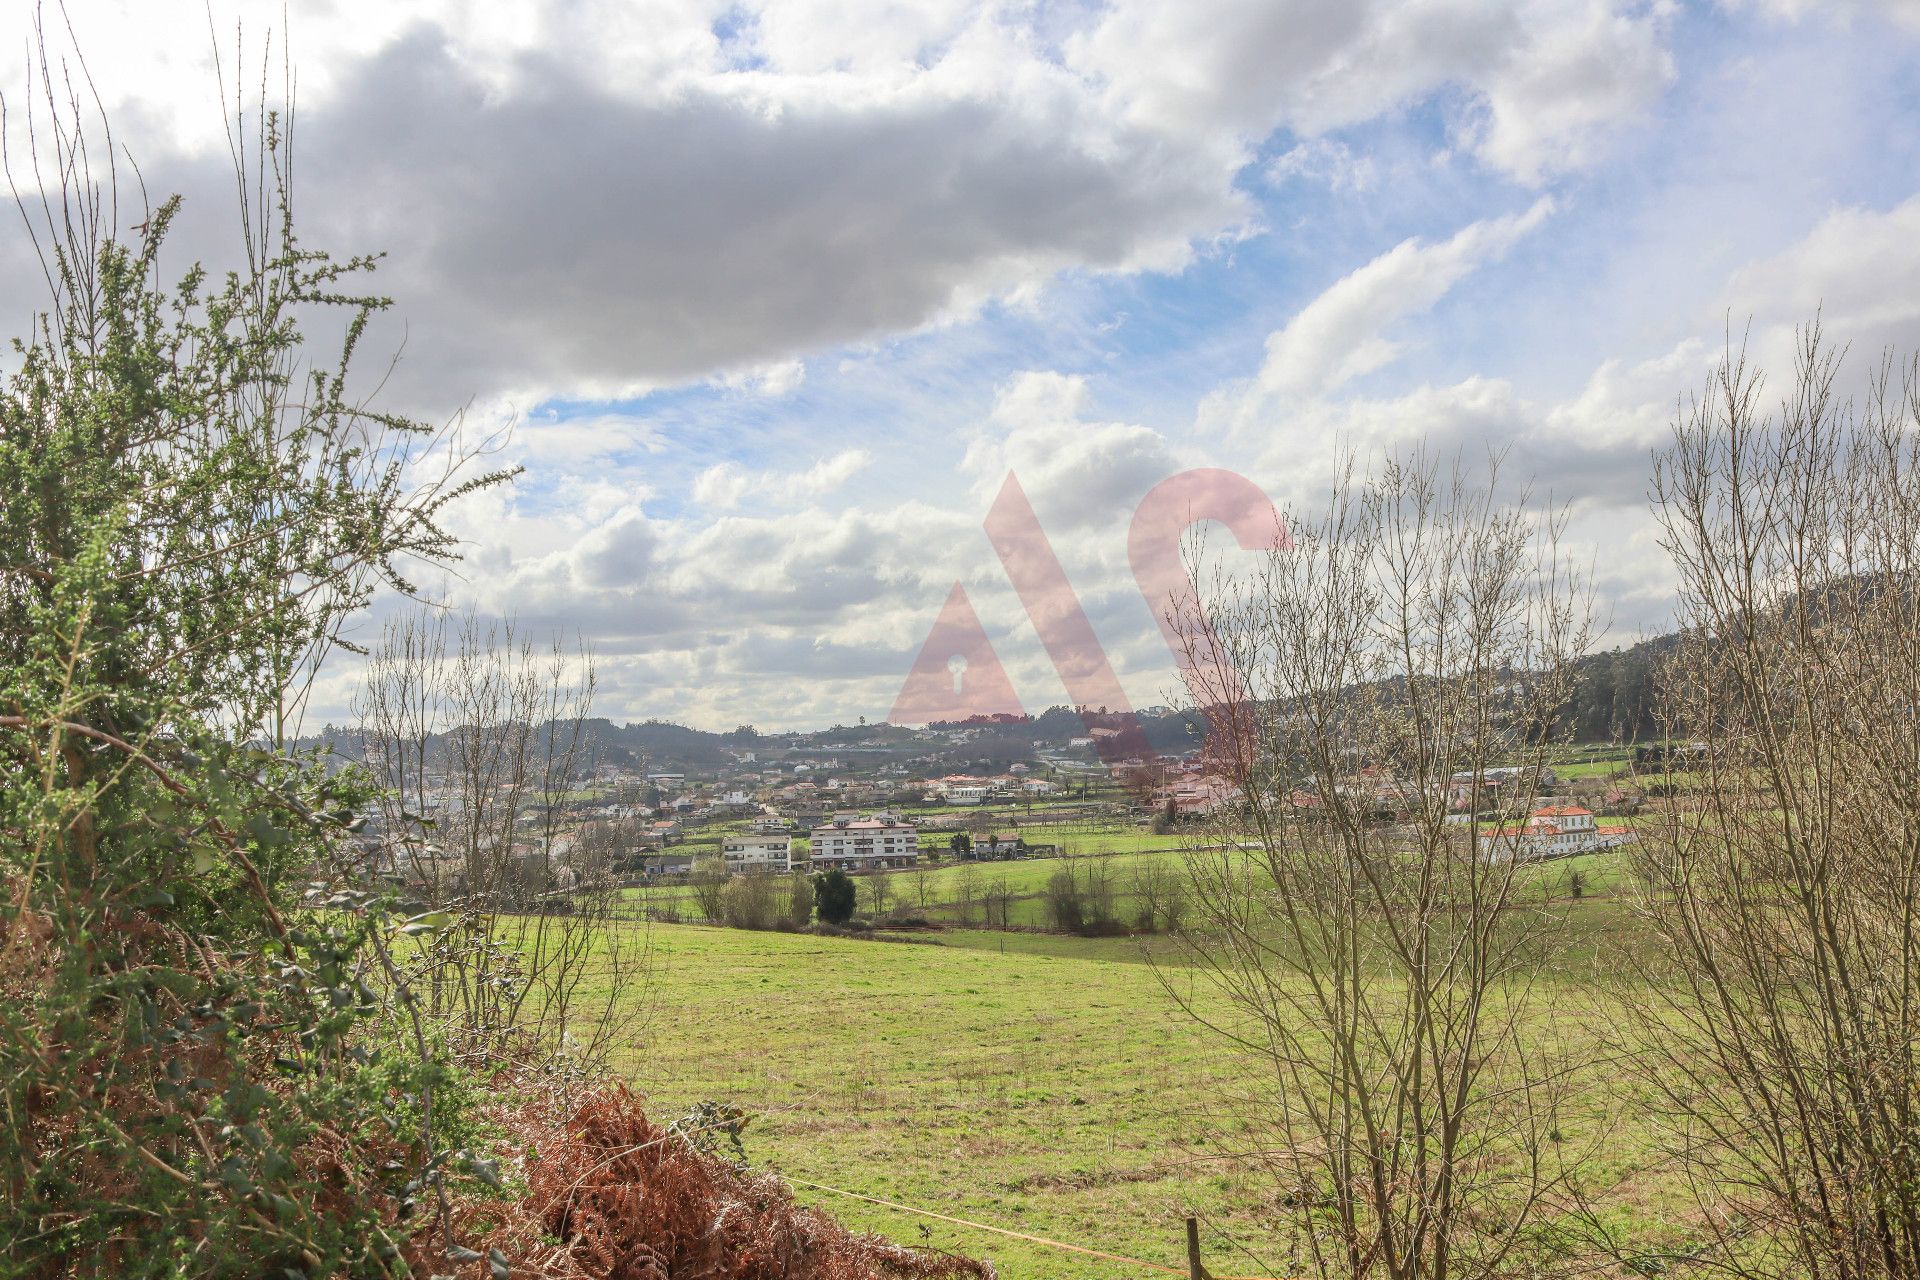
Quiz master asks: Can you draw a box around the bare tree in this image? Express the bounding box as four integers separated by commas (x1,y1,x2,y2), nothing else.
982,874,1013,930
1043,866,1087,932
786,871,814,927
1622,326,1920,1278
955,864,982,925
720,872,779,930
357,608,644,1067
1169,448,1592,1278
859,872,895,920
909,863,938,913
1129,862,1188,933
688,856,729,923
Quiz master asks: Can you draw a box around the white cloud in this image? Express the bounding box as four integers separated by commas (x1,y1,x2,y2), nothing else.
1219,197,1555,420
17,0,1908,732
962,371,1182,532
692,448,874,509
1721,193,1920,355
1720,0,1920,31
1469,2,1678,182
712,358,808,398
0,1,1682,420
1265,139,1379,194
1069,0,1675,184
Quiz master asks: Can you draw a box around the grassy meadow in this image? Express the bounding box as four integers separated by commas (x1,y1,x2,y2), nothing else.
589,848,1697,1278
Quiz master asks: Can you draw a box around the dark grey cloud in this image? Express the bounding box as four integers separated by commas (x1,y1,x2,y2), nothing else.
285,28,1237,413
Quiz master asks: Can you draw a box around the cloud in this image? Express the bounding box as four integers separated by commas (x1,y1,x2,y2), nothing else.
1721,193,1920,357
1720,0,1920,31
962,372,1182,532
1069,0,1675,183
692,448,873,509
0,1,1682,421
1209,197,1555,430
571,506,660,591
1265,139,1380,194
712,358,808,398
7,0,1907,733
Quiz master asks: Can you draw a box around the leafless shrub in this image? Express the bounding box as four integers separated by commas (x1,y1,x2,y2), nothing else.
1167,448,1592,1278
1129,862,1188,933
357,608,646,1068
689,856,730,923
1623,325,1920,1278
720,872,780,931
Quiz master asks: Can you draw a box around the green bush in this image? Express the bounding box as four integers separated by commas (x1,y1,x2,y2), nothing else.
0,100,512,1276
813,870,857,925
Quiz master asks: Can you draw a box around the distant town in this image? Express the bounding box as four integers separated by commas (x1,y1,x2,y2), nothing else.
313,699,1655,909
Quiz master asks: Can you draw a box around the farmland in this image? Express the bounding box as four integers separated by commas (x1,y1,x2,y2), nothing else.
625,823,1644,930
594,854,1685,1278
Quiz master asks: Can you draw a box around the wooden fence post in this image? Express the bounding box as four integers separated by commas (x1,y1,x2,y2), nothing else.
1186,1215,1207,1280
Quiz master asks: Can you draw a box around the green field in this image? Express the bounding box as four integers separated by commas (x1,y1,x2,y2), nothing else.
628,830,1640,931
590,855,1684,1278
632,853,1210,931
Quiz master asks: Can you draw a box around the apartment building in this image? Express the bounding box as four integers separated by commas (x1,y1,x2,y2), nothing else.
808,817,921,871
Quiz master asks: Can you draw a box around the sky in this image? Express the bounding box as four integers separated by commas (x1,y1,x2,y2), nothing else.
6,0,1920,731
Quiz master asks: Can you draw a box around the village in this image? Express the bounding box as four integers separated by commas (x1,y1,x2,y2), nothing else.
348,709,1651,923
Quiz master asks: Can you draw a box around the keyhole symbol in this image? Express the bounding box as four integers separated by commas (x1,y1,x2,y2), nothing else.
947,653,968,695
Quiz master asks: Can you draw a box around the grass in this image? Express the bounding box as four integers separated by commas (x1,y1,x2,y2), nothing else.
628,843,1206,930
579,851,1694,1278
632,827,1634,932
607,923,1277,1279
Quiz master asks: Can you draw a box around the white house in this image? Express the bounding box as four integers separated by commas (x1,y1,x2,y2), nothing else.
721,833,793,874
937,775,990,805
1479,805,1634,861
809,818,920,871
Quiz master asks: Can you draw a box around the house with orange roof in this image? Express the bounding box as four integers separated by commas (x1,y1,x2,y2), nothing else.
1479,804,1635,861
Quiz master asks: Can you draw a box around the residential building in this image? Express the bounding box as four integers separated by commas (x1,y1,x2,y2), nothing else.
944,781,991,805
639,851,693,878
809,817,921,871
1156,774,1241,815
722,833,793,874
1479,805,1635,861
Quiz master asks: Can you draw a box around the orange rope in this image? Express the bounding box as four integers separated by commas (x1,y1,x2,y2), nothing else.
779,1173,1289,1280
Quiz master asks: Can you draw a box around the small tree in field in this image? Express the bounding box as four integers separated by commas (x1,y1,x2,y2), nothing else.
955,864,982,924
859,871,894,920
689,856,729,922
813,869,857,925
909,863,938,912
786,871,813,927
1043,868,1086,931
720,873,778,931
1169,449,1591,1279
